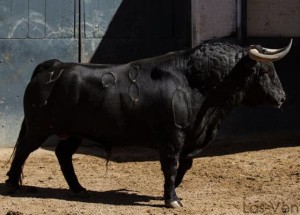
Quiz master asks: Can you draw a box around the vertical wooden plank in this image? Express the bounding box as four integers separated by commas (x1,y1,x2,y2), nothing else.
0,0,12,38
0,0,29,38
83,0,98,38
191,0,197,47
60,0,75,38
45,0,62,38
76,0,80,41
29,0,46,38
83,0,122,38
46,0,75,38
97,0,122,38
96,0,128,38
237,0,247,42
97,0,107,38
191,0,236,45
11,0,28,38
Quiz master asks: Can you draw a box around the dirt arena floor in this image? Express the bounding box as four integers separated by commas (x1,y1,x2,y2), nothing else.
1,132,300,215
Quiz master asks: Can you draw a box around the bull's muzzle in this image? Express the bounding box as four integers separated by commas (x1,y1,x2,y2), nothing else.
277,90,286,109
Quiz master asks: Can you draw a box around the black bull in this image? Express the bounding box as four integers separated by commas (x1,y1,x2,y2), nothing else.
5,39,292,207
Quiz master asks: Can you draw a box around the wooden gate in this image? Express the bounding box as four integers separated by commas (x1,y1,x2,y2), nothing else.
0,0,190,146
0,0,79,146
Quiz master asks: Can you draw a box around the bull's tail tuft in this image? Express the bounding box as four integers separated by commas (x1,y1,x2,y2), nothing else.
104,145,112,175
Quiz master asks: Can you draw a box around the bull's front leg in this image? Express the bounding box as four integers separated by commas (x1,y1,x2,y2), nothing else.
159,130,185,208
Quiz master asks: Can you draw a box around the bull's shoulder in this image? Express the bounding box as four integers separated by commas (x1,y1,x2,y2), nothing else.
150,68,198,129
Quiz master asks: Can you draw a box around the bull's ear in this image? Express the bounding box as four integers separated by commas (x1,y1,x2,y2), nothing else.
244,55,260,73
253,62,261,72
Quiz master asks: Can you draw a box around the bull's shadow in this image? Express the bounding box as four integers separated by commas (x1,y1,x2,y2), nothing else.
0,184,161,207
200,131,300,157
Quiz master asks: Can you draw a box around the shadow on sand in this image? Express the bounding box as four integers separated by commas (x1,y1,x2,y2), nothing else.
3,132,300,206
0,184,163,207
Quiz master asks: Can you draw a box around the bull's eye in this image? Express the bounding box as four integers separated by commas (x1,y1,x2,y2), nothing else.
259,68,269,76
260,70,274,79
261,64,270,71
263,72,269,77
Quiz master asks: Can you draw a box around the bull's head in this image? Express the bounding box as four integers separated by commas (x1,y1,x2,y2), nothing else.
242,39,292,108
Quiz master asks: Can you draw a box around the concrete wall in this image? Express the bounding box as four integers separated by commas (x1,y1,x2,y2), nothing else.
248,0,300,37
192,0,300,42
191,0,236,46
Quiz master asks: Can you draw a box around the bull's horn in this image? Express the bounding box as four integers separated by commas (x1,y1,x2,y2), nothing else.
262,47,285,54
249,39,293,62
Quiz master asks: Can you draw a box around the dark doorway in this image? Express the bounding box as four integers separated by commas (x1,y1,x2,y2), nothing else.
82,0,191,64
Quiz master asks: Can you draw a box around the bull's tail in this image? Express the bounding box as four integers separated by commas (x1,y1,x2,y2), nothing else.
3,119,27,180
4,119,27,185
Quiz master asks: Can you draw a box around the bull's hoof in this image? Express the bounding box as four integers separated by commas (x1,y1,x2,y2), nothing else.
165,200,183,208
71,189,90,198
4,179,20,194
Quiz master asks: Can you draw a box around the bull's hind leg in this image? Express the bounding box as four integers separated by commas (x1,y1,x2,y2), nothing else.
6,129,48,190
159,130,185,208
55,137,88,197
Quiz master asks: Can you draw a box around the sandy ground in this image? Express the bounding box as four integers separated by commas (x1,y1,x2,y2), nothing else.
1,132,300,215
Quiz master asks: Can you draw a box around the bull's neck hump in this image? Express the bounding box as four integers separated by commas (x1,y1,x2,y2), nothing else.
129,49,192,72
192,65,254,153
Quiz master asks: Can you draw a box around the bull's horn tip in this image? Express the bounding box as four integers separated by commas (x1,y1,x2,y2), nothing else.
288,38,293,47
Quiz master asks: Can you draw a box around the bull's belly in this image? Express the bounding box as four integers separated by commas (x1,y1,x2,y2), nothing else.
60,126,161,147
27,109,167,147
75,123,160,146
